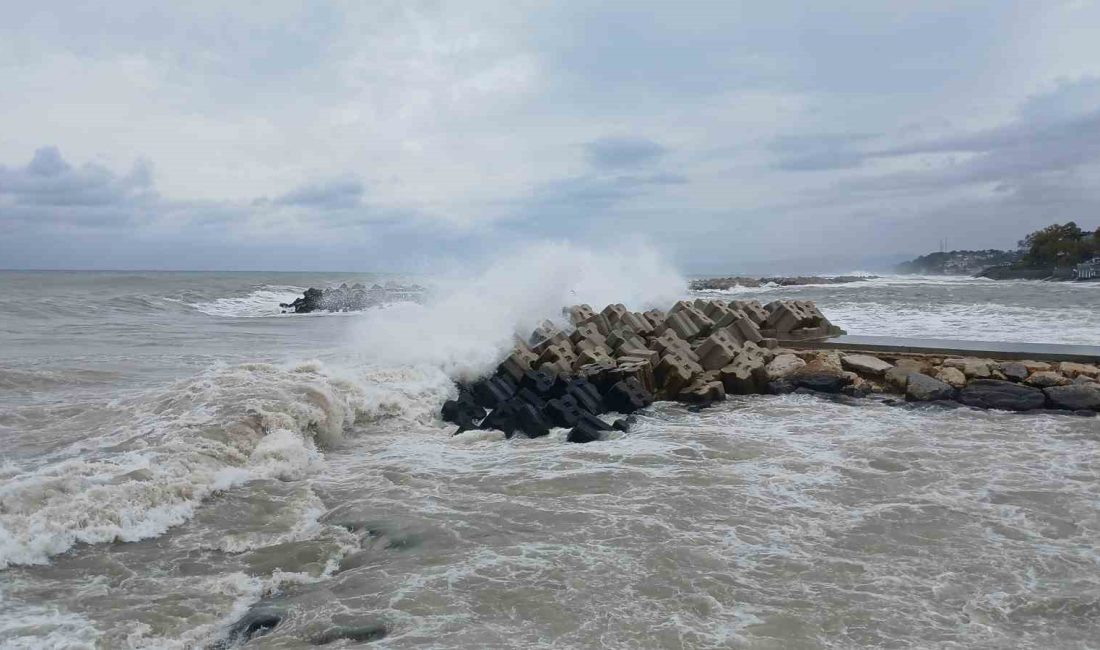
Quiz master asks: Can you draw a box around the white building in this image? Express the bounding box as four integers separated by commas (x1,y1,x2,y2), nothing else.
1075,257,1100,280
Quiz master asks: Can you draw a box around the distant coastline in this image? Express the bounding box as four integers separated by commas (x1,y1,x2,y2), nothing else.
896,222,1100,281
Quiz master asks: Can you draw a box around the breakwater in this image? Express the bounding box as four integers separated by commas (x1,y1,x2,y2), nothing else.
441,298,1100,441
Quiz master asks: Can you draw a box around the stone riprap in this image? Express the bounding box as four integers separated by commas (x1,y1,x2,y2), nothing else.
280,282,423,313
440,299,1100,441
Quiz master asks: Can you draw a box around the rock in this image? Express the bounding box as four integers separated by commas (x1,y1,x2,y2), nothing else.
942,357,992,379
789,369,852,394
1074,375,1098,385
1043,384,1100,411
935,367,967,389
1059,362,1100,379
312,625,388,645
1024,371,1072,388
841,354,893,377
612,415,638,432
604,377,653,414
1019,360,1052,373
765,354,806,380
997,362,1030,382
227,607,283,644
905,373,957,402
958,379,1045,411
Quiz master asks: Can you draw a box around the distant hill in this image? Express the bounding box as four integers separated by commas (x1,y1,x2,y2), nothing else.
895,250,1022,275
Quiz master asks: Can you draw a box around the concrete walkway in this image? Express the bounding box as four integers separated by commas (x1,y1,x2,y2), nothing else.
794,334,1100,363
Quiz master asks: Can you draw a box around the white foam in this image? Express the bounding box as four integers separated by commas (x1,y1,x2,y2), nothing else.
190,286,306,318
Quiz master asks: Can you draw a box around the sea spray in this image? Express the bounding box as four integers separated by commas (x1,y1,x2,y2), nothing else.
342,240,686,379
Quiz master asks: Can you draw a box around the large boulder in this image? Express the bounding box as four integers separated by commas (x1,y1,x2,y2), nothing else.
942,357,993,379
841,354,893,378
1043,384,1100,411
958,379,1045,411
905,373,957,402
765,354,806,380
1059,362,1100,379
996,362,1030,382
935,367,967,389
1024,371,1072,388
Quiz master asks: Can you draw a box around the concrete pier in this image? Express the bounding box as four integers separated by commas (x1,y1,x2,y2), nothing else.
794,335,1100,364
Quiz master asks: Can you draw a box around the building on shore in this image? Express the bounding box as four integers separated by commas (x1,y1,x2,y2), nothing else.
1075,257,1100,281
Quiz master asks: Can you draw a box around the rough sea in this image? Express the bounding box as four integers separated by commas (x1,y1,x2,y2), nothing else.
3,252,1100,648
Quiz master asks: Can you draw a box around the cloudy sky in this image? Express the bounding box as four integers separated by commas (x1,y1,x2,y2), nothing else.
3,1,1100,273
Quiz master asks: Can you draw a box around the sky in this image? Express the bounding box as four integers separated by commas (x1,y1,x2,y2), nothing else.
2,1,1100,273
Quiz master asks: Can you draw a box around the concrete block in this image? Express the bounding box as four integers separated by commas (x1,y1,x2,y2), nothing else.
600,303,629,328
606,328,645,351
643,309,667,331
664,311,701,340
573,347,615,372
566,378,605,414
655,351,702,395
696,330,742,371
565,304,596,326
720,355,767,394
609,359,656,395
538,343,577,368
498,348,538,382
616,345,659,365
678,380,726,406
652,330,689,355
731,300,769,325
619,311,653,335
605,377,653,414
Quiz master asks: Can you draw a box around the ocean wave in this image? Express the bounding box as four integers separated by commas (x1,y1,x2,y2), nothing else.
188,286,307,318
0,360,454,570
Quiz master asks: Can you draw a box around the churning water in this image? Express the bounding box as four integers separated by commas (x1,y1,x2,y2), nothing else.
2,253,1099,648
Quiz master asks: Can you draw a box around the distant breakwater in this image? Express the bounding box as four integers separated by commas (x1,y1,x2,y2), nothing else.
689,275,875,290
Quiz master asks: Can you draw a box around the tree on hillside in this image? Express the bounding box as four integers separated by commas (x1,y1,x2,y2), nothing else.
1017,222,1100,268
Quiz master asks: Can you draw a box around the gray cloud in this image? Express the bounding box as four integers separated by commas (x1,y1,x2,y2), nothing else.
273,178,365,209
3,3,1100,271
769,133,876,171
0,147,156,229
584,136,666,168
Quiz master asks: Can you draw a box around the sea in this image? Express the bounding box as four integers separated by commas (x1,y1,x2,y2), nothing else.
3,250,1100,649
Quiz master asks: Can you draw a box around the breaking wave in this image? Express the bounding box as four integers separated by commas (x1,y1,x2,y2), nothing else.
0,360,454,570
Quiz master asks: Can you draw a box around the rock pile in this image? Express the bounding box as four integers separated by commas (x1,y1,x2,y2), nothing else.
440,298,846,442
440,298,1100,440
280,282,423,313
